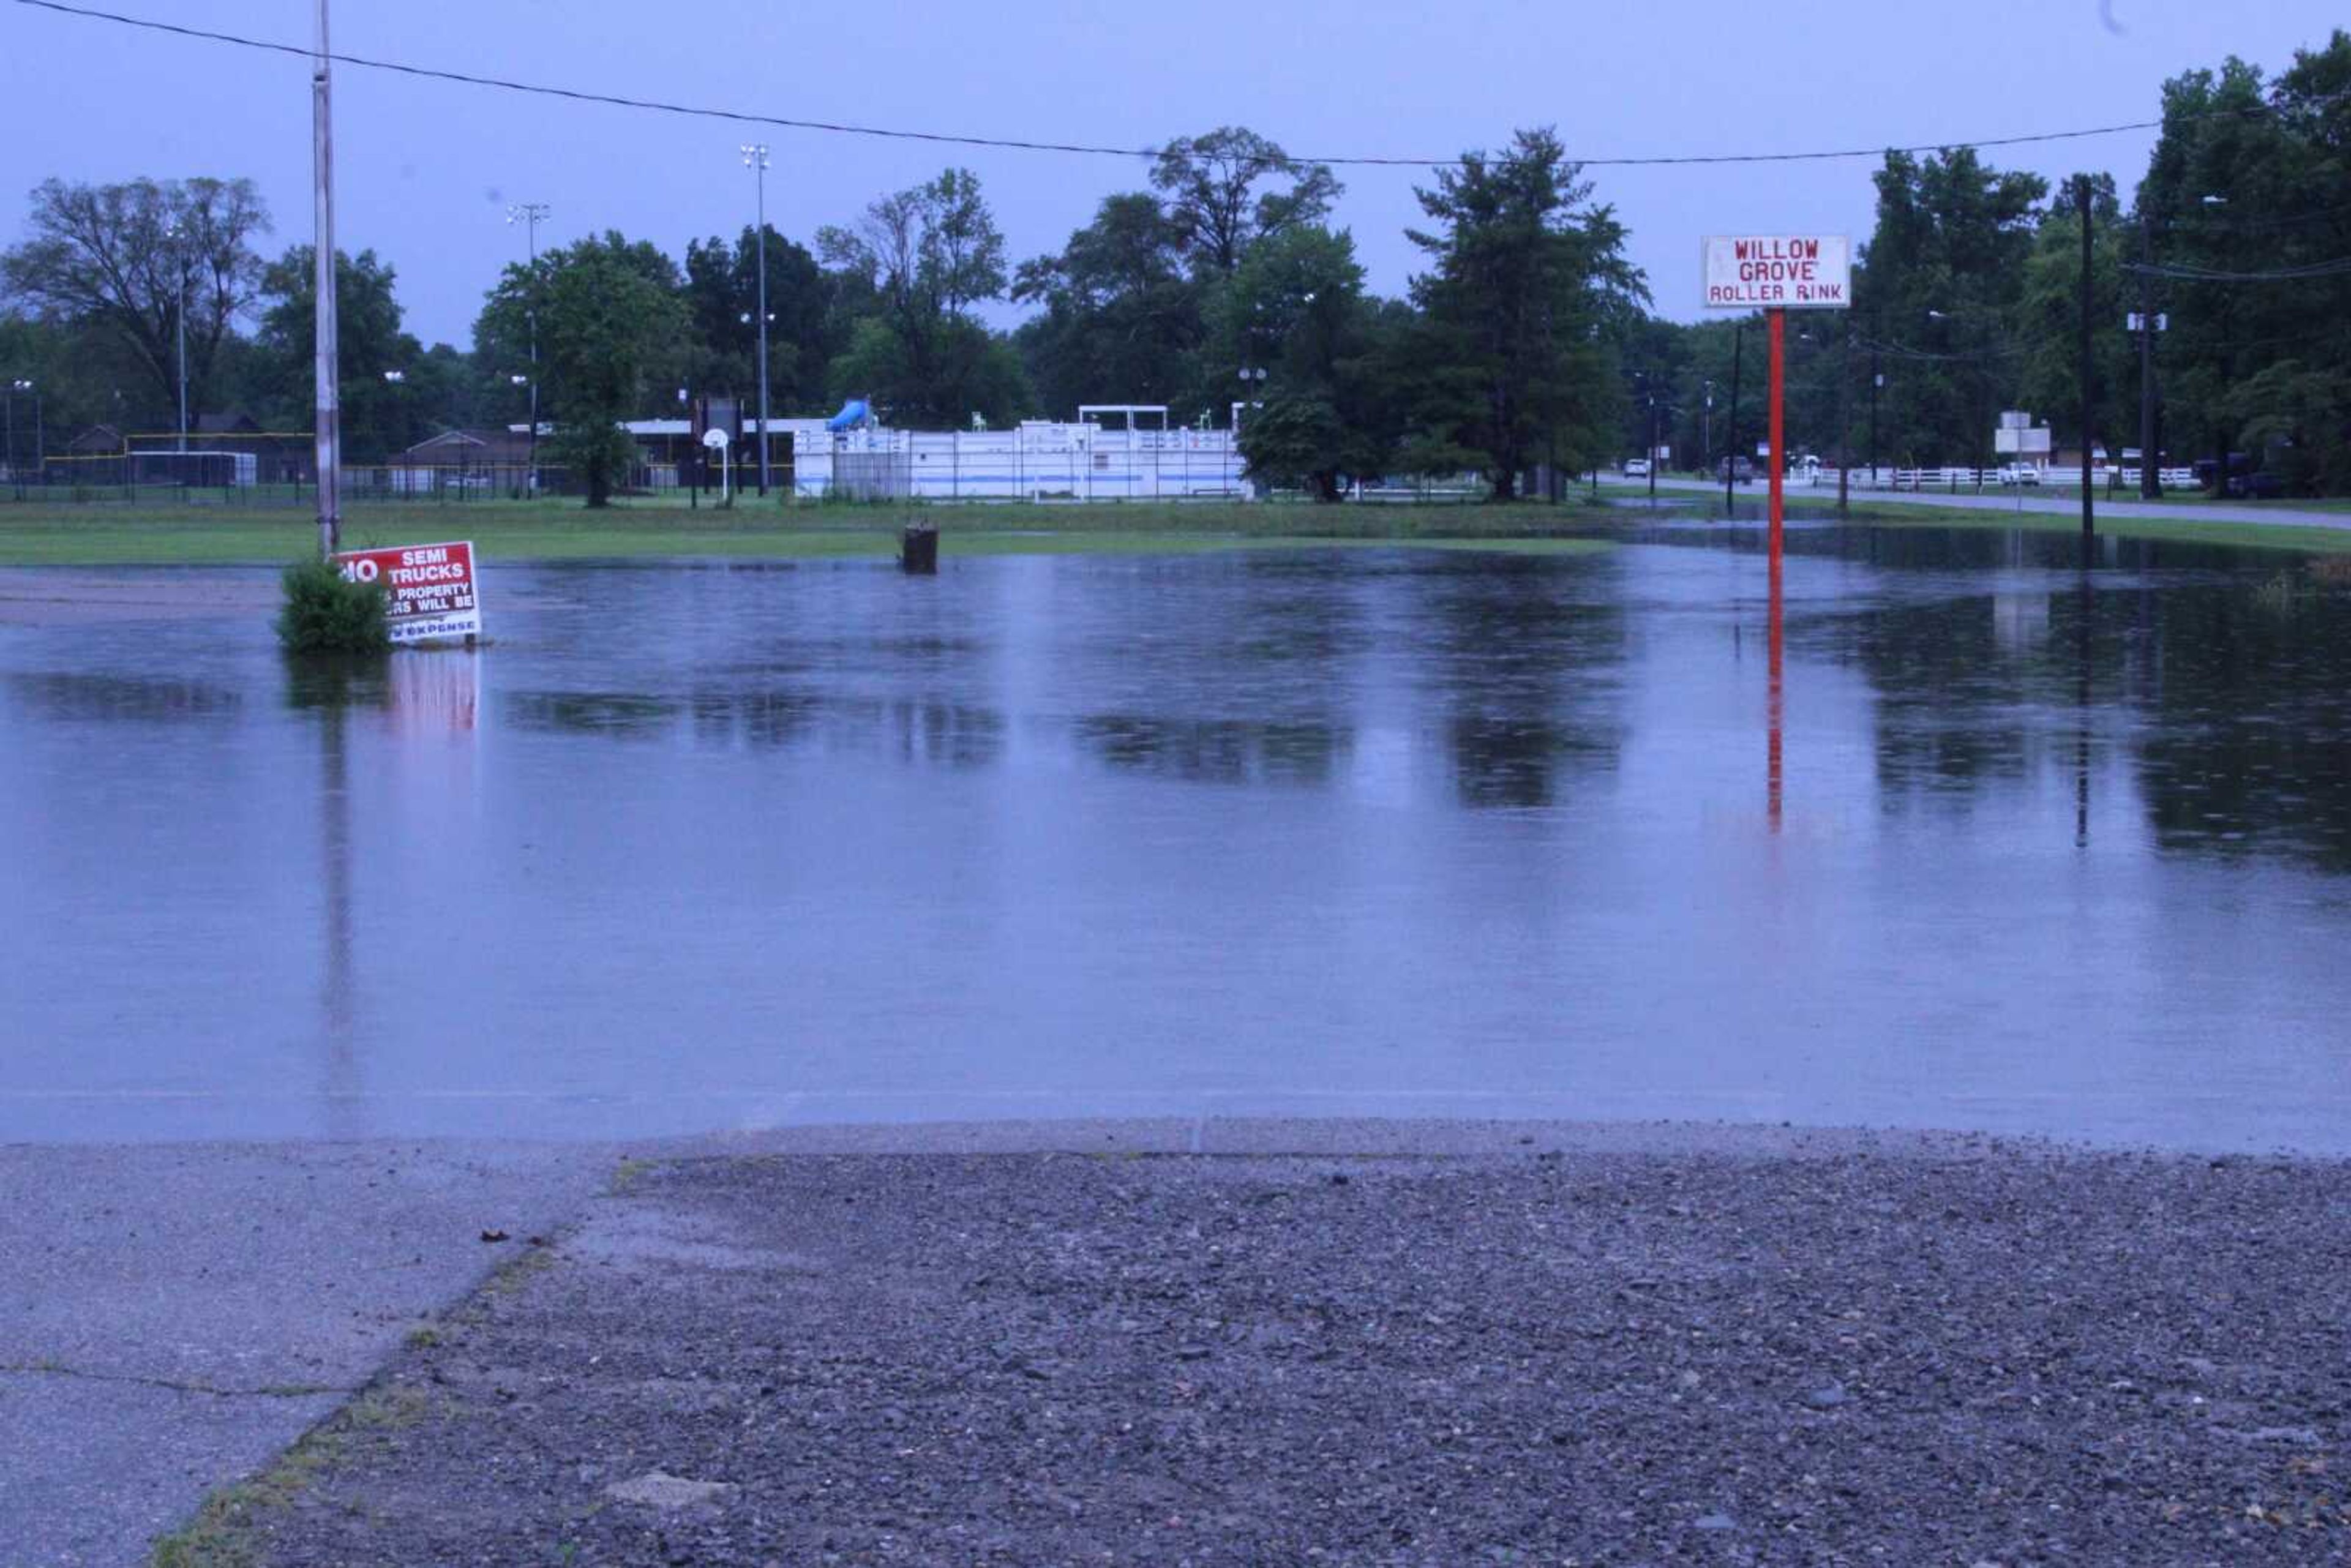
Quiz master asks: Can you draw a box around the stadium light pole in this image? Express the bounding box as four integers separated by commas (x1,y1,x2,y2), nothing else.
165,223,188,453
11,380,39,493
741,144,772,497
507,201,549,497
311,0,340,556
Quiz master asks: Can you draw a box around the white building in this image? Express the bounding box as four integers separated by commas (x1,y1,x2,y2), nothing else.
790,406,1247,503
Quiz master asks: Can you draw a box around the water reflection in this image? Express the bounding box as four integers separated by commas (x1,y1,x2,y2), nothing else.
1419,555,1627,809
315,688,362,1140
10,544,2351,1151
2131,580,2351,871
1076,715,1350,787
1768,557,1783,833
1771,526,2351,869
505,685,1007,768
284,651,392,713
505,690,678,737
6,670,242,722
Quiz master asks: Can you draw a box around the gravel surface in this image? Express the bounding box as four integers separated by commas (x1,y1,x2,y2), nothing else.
233,1144,2351,1565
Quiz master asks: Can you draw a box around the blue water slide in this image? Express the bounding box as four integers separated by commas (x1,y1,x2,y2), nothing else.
825,399,871,433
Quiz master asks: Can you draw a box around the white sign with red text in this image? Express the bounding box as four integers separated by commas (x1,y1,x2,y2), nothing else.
1703,235,1851,310
334,540,482,644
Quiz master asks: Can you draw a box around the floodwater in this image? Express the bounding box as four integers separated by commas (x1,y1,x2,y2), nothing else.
4,525,2349,1150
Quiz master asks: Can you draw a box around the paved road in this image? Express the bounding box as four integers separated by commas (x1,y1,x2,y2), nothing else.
0,1141,618,1567
197,1131,2351,1566
0,1119,2001,1566
1601,473,2351,532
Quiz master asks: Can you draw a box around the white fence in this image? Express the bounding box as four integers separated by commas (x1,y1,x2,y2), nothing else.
792,421,1248,503
1798,465,2200,492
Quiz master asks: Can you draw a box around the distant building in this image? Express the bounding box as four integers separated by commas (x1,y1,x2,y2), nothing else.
399,427,538,468
384,428,541,495
791,405,1245,503
1993,410,2053,470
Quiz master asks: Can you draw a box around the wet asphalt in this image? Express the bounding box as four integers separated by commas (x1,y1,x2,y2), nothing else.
102,1124,2351,1567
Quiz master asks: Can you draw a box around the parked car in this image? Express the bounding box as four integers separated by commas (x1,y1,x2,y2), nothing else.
2225,470,2285,500
1622,457,1651,478
1996,463,2042,486
1717,456,1755,483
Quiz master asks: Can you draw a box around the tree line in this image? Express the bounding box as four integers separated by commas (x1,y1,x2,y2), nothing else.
4,31,2345,501
1621,31,2351,497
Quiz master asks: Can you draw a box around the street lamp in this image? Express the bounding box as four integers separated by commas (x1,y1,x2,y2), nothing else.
506,201,549,497
741,143,773,497
165,222,189,452
1925,307,1995,486
507,373,532,493
5,378,36,496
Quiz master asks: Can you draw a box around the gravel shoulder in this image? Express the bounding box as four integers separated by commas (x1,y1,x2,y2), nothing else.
210,1136,2351,1566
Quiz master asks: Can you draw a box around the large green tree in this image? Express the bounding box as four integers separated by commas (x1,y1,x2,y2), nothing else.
1851,147,2045,468
1403,127,1643,498
1149,127,1342,277
249,246,427,460
816,169,1027,426
1012,192,1204,419
476,231,688,506
1,176,270,431
2014,174,2134,465
682,225,846,413
1224,225,1395,497
2135,34,2351,492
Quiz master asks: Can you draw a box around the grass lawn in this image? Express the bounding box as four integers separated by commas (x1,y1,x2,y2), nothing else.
7,490,2347,568
1774,493,2351,554
0,498,1616,567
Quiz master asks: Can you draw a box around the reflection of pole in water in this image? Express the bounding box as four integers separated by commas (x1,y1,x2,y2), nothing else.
1768,554,1784,833
320,697,361,1138
2074,572,2093,849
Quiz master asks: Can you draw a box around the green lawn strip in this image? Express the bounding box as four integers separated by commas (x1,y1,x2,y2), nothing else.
1775,495,2351,554
0,500,1614,566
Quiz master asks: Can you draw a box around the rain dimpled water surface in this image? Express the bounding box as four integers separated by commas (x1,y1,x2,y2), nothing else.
4,527,2349,1149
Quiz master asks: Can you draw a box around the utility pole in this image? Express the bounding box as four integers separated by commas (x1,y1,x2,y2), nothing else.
2135,212,2161,499
1869,348,1881,479
1724,323,1744,518
743,144,772,497
506,201,549,499
312,0,339,557
2078,173,2094,542
1837,317,1851,517
1702,380,1714,473
1646,393,1659,506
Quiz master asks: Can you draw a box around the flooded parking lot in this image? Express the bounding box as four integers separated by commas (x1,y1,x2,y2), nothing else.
4,526,2348,1149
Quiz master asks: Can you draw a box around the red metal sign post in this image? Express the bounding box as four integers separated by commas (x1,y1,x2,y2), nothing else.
1767,307,1786,571
1701,237,1848,838
1767,306,1785,832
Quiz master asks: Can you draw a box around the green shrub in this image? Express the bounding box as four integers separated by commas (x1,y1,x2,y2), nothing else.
276,557,390,653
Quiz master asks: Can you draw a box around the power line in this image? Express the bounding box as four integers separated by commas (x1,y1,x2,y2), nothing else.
7,0,2337,172
2125,258,2351,282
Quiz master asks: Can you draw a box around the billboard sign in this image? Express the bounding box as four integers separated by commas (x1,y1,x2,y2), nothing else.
334,541,482,644
1703,235,1852,310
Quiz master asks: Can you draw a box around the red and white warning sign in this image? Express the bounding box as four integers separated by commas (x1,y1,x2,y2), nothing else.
333,540,482,644
1703,235,1852,309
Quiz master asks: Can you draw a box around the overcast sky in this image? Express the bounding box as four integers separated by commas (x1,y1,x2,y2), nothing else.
2,1,2340,382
